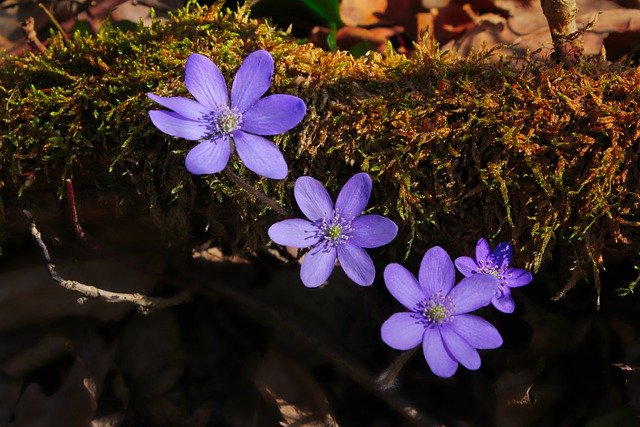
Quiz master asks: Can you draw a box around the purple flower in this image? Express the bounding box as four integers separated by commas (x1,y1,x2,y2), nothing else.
381,246,503,378
268,173,398,287
454,238,533,313
148,50,306,179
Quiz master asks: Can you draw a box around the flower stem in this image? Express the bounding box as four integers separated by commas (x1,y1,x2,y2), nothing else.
223,167,289,217
377,348,418,390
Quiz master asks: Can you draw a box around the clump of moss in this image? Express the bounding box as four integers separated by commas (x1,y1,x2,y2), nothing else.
0,2,639,299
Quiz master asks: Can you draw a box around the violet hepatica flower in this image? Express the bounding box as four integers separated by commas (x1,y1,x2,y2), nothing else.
454,238,533,314
268,173,398,287
381,246,503,378
148,50,306,179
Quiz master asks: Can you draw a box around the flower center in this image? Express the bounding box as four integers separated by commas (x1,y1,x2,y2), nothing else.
327,224,342,240
480,266,503,279
205,105,242,137
417,292,454,325
426,305,447,322
317,210,353,247
477,258,507,279
476,259,511,294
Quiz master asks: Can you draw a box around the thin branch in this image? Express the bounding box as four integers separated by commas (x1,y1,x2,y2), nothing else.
223,167,290,218
48,203,434,424
130,0,172,11
23,210,189,314
20,17,46,53
66,179,86,240
37,3,69,41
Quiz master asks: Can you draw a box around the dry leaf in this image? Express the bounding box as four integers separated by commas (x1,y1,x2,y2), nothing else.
338,25,405,51
494,297,593,427
445,0,640,59
109,0,182,26
340,0,389,26
340,0,423,40
117,311,184,399
429,0,508,43
340,0,422,26
192,246,251,264
585,9,640,57
254,347,339,427
443,13,516,55
603,30,640,60
0,373,22,425
311,25,404,52
10,337,111,427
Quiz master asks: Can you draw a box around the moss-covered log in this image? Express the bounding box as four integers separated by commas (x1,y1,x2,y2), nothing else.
0,2,639,298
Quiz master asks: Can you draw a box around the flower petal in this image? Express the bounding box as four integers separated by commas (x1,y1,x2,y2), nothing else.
185,138,231,175
232,131,288,179
505,268,533,288
148,110,208,140
447,274,499,314
294,176,334,221
475,238,491,262
383,263,424,311
381,312,425,350
231,50,274,112
440,325,481,370
489,241,513,268
300,246,336,288
350,215,398,248
454,256,478,277
492,291,515,313
419,246,456,297
268,219,320,248
337,243,375,286
423,327,458,378
335,173,372,219
185,53,228,109
147,94,210,121
242,95,306,135
450,314,502,349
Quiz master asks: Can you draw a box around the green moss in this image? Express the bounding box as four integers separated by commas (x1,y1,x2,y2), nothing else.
1,1,639,298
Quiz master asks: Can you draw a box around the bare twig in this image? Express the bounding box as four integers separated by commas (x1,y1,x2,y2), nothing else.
130,0,172,11
37,3,69,41
23,210,189,314
20,17,46,53
4,0,129,59
66,179,86,240
42,193,432,424
223,167,290,218
540,0,583,63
